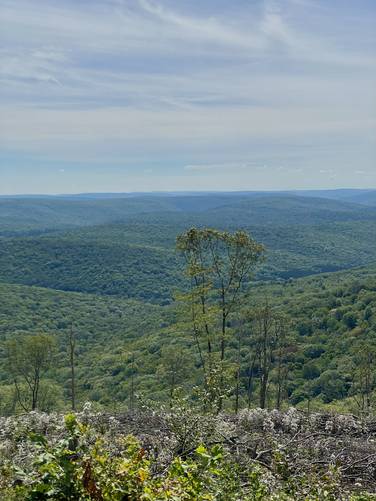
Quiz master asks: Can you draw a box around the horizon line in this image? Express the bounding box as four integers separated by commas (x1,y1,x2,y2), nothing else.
1,187,376,198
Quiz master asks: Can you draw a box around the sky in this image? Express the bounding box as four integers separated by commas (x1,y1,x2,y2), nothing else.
0,0,375,194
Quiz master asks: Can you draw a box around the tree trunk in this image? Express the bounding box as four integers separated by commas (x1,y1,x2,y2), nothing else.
259,373,268,409
69,324,76,411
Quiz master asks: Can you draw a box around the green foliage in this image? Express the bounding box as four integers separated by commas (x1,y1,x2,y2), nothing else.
1,415,248,500
0,262,375,412
0,236,180,304
2,194,376,304
1,194,376,412
5,334,57,412
1,194,376,497
2,412,376,500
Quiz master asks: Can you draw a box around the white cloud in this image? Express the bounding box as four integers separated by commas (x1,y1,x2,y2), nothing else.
0,0,375,192
2,105,373,152
184,162,249,171
137,0,267,51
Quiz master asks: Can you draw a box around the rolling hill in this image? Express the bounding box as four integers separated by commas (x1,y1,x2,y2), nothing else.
0,264,375,411
1,194,376,302
2,191,376,236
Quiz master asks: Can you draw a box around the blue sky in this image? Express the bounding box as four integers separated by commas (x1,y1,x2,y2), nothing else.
0,0,375,194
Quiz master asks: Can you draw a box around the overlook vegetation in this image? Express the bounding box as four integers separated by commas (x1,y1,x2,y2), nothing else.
1,191,376,499
3,407,376,500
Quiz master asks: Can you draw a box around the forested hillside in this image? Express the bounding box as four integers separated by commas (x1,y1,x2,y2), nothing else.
2,191,376,235
1,192,376,415
0,264,375,413
1,194,376,302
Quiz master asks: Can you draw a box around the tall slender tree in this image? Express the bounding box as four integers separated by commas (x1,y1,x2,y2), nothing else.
351,342,376,415
68,323,76,411
249,303,286,409
157,346,191,405
177,227,264,409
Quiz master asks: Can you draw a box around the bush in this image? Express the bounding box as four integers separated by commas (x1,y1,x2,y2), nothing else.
2,409,376,500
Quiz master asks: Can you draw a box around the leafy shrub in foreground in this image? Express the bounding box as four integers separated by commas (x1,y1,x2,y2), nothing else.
2,411,376,500
1,414,251,500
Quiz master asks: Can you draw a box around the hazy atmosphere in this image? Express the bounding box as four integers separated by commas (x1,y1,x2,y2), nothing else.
1,0,375,194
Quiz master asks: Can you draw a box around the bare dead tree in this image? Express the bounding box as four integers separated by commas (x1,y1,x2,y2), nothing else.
248,302,285,409
351,343,376,416
274,316,290,410
68,323,76,411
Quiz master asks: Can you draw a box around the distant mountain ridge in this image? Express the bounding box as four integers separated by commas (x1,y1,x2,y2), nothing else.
1,188,376,204
1,192,376,241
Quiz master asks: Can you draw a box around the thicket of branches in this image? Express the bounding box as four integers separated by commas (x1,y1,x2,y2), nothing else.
2,405,376,499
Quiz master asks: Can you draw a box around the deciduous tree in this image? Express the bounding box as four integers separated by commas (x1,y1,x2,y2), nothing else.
177,227,264,409
5,334,56,411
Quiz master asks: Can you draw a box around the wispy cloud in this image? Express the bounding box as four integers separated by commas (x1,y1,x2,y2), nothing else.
138,0,267,50
0,0,375,193
184,162,250,171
